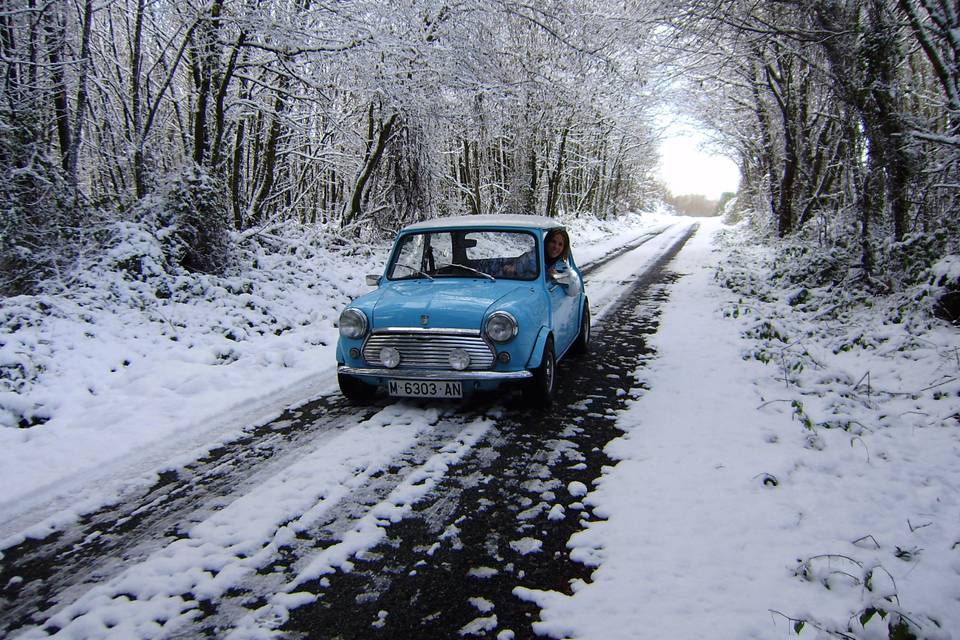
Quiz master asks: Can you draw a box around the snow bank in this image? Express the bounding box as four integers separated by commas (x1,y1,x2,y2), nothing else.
519,218,960,639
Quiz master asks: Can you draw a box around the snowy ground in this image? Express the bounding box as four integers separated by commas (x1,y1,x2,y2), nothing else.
520,218,960,639
2,210,959,639
0,210,673,540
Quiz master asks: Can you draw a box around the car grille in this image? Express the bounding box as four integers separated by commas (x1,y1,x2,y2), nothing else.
362,331,495,370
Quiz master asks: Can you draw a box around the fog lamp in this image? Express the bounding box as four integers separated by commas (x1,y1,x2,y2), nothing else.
380,346,401,368
449,348,470,371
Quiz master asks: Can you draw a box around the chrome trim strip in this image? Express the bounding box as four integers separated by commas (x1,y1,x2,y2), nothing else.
338,366,532,381
377,327,480,335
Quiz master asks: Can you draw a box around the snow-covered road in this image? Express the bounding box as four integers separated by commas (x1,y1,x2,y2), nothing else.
2,217,699,639
8,214,955,640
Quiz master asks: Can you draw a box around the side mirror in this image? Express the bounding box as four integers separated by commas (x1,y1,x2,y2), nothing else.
365,274,381,286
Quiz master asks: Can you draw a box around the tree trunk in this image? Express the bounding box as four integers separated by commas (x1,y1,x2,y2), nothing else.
524,146,538,214
230,115,246,229
750,58,779,230
66,0,94,192
190,0,223,167
130,0,146,198
211,31,246,171
249,75,289,226
813,0,916,242
342,107,398,228
43,9,71,172
457,139,482,216
545,127,568,218
898,0,960,136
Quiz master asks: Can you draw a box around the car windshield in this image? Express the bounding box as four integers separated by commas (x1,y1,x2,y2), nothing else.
388,230,539,281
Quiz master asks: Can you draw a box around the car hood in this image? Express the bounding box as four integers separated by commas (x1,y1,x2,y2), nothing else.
370,280,533,330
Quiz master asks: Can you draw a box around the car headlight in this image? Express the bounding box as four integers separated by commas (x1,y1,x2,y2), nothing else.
338,308,368,339
484,311,518,343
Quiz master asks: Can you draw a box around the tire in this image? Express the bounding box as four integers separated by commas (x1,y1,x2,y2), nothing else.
527,336,556,408
570,302,591,356
338,371,377,404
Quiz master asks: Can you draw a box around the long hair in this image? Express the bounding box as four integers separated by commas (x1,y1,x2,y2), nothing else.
544,228,570,264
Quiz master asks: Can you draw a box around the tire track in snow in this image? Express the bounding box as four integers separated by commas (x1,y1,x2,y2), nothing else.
7,408,495,639
245,224,699,639
577,223,671,277
0,396,385,636
0,220,697,639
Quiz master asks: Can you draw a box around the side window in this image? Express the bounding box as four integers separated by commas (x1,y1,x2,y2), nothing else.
463,231,538,280
464,232,535,260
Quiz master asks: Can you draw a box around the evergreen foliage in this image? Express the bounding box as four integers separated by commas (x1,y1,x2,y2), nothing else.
0,111,79,296
134,164,234,276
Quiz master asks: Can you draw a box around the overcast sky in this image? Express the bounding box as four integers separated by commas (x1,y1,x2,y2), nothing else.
657,125,740,200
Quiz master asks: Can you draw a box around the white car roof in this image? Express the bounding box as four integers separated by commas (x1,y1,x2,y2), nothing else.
401,214,565,232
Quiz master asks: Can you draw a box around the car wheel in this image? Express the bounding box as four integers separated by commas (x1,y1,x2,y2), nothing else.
571,303,590,356
338,372,376,404
528,336,556,407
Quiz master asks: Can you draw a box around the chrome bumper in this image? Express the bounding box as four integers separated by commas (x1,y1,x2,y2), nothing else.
338,366,532,381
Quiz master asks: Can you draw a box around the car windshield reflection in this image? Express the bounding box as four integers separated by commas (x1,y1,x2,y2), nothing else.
388,230,540,281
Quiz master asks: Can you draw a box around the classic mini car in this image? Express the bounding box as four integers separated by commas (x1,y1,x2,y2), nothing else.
335,214,590,406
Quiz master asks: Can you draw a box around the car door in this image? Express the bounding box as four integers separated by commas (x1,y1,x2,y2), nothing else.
548,252,579,356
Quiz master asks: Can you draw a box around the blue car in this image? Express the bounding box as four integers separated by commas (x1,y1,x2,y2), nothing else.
336,214,590,406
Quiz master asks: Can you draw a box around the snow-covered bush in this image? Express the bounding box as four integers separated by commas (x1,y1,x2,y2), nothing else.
0,213,389,429
103,220,167,277
719,194,742,224
0,297,60,427
134,163,234,276
0,110,80,296
719,216,960,333
880,231,951,289
929,255,960,325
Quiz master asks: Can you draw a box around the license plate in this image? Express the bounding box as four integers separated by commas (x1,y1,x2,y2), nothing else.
388,379,463,399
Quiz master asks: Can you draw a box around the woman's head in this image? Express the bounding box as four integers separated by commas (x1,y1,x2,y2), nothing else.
545,228,570,263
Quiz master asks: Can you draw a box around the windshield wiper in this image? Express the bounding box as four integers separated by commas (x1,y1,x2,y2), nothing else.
393,264,434,280
439,263,496,281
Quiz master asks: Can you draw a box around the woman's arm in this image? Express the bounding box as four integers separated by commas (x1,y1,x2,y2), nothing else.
549,260,581,296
